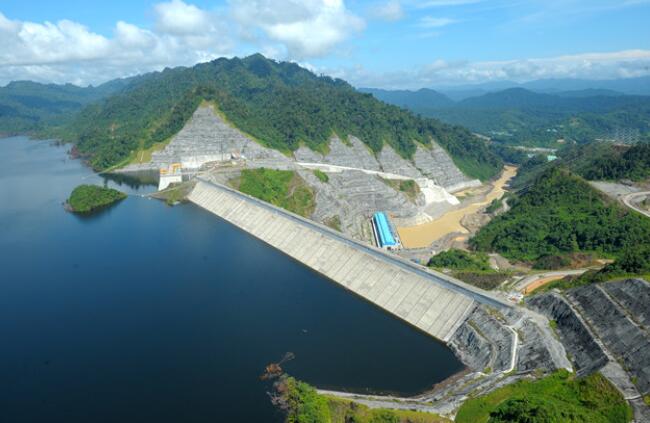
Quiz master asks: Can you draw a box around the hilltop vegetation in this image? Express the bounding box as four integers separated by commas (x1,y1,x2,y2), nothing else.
230,168,315,218
470,167,650,264
455,370,631,423
67,184,126,213
59,55,501,179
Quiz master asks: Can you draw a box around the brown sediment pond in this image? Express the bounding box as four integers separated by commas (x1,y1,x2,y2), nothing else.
398,166,517,249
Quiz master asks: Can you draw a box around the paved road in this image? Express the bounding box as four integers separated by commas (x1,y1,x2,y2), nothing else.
622,191,650,218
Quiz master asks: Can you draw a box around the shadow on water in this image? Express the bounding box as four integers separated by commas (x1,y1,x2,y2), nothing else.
102,170,158,190
67,198,127,222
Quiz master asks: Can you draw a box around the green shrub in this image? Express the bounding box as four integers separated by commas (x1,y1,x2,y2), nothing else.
428,249,491,272
283,378,331,423
313,169,329,183
488,397,559,422
533,254,571,270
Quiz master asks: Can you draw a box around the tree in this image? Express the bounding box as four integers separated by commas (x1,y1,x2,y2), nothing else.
489,397,559,423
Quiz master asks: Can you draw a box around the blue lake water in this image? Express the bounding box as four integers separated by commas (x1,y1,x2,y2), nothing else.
0,136,463,422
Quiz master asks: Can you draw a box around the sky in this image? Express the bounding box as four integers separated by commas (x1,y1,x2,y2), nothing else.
1,0,650,88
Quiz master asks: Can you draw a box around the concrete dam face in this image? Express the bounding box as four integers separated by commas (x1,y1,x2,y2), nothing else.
188,179,505,343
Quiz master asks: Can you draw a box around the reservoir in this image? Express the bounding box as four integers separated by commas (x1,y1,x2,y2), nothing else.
0,137,463,422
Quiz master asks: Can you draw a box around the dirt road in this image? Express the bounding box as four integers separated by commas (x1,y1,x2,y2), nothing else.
514,268,592,294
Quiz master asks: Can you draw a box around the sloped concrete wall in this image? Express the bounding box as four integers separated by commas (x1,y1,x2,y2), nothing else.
188,179,487,342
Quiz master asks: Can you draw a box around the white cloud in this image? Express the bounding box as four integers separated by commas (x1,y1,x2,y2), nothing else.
154,0,212,35
418,16,457,27
229,0,364,58
0,0,364,85
0,7,235,86
335,50,650,88
371,1,405,21
414,0,482,8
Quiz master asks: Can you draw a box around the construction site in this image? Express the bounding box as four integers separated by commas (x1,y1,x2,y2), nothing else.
118,104,649,420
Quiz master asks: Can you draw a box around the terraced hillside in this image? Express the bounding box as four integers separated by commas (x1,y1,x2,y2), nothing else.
528,279,650,421
122,105,481,243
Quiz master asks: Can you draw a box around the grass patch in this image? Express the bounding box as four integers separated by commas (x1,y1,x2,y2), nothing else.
380,178,420,202
455,370,632,423
67,184,126,213
275,377,450,423
233,168,315,217
644,395,650,406
313,169,329,183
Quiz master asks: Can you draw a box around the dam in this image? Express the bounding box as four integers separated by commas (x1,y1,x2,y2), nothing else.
189,178,512,342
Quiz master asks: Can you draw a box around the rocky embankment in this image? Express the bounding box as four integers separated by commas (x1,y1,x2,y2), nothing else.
528,279,650,421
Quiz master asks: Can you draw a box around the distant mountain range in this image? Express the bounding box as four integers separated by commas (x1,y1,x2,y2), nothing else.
426,76,650,100
361,83,650,148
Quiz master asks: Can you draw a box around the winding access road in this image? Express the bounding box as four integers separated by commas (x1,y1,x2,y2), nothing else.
622,191,650,218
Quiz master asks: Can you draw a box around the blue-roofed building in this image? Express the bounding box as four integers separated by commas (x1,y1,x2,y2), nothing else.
372,212,400,250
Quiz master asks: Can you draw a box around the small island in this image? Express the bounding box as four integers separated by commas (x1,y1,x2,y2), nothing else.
66,184,127,213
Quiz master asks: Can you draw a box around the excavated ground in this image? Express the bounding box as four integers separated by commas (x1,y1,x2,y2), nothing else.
116,105,640,419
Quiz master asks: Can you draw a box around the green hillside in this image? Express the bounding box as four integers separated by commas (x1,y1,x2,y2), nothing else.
456,370,631,423
0,79,132,136
60,54,501,179
511,142,650,191
470,167,650,263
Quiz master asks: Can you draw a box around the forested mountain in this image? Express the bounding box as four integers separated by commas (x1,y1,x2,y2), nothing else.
364,86,650,147
470,167,650,265
59,54,501,178
0,79,133,136
511,142,650,190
